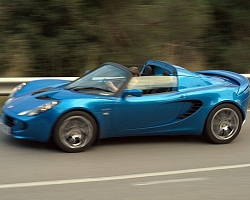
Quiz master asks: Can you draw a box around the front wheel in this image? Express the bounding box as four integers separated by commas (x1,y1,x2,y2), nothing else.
202,104,242,144
53,111,98,153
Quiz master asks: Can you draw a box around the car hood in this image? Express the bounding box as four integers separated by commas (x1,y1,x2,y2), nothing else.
33,87,96,100
4,87,101,114
14,79,71,97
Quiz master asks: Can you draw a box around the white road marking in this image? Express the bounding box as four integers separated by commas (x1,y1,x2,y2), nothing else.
0,163,250,189
132,177,208,186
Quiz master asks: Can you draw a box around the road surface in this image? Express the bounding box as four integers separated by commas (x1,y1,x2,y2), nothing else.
0,112,250,199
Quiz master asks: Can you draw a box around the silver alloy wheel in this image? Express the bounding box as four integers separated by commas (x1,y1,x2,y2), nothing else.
210,107,239,140
58,116,93,149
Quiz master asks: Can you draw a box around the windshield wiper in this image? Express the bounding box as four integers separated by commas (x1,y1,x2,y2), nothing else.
68,86,112,93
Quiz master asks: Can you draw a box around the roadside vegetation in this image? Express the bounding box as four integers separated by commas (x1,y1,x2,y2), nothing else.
0,0,249,77
0,96,7,108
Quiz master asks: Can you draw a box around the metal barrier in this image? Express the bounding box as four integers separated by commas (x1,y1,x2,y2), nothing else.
0,75,250,95
0,77,78,96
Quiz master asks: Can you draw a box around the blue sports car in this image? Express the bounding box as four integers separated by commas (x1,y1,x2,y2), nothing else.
1,60,250,152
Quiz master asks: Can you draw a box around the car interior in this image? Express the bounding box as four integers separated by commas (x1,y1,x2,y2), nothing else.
140,65,175,94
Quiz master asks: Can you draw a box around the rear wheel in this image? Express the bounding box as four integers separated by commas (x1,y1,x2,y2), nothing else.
203,104,242,144
53,111,98,153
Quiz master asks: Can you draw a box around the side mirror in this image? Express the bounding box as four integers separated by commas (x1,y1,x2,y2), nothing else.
121,89,143,98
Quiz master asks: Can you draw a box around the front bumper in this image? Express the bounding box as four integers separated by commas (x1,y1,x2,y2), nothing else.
1,109,58,142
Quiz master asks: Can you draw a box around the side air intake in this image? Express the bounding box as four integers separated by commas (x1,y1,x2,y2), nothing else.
177,101,202,120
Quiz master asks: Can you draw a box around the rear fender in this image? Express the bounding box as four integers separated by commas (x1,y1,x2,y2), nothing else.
197,70,249,94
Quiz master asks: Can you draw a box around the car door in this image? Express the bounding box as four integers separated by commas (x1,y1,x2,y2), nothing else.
111,91,186,131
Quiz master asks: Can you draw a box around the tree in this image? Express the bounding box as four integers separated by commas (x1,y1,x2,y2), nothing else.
204,0,250,73
0,0,249,77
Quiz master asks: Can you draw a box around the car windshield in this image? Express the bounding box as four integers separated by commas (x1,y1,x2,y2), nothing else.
65,64,129,95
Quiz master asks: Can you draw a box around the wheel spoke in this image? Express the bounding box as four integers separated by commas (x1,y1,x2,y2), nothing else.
227,112,234,120
221,129,228,137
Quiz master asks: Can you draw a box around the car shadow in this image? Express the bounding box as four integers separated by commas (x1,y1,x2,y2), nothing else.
2,134,207,152
96,135,205,146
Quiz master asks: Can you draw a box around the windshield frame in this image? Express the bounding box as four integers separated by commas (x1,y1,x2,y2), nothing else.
65,62,134,97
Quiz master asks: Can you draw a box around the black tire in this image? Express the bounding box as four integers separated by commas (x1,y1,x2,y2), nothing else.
53,111,98,153
202,103,242,144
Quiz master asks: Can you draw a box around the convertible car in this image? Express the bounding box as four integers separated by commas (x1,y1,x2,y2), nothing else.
1,60,250,152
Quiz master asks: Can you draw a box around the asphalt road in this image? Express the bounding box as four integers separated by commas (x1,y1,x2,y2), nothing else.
0,112,250,200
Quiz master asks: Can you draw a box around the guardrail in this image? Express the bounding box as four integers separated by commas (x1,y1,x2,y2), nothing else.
0,74,250,95
0,77,78,96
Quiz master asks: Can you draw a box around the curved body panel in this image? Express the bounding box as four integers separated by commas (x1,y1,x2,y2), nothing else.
1,60,249,147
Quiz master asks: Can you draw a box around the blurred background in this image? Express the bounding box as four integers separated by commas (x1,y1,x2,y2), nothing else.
0,0,249,77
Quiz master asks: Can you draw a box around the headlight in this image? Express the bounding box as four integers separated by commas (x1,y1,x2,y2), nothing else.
18,101,59,116
4,97,15,105
9,83,27,98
